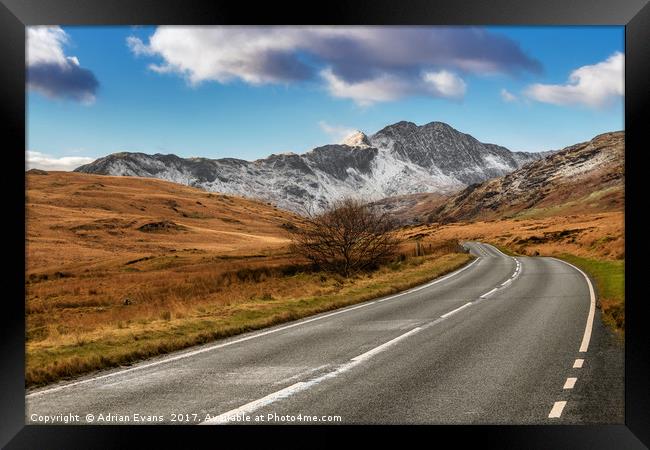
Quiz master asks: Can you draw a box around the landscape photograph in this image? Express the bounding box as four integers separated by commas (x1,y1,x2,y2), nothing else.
25,25,624,425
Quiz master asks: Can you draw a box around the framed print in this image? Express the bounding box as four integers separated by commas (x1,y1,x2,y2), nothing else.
1,0,648,447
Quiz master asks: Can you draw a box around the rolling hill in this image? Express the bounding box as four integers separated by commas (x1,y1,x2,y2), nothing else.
26,171,298,276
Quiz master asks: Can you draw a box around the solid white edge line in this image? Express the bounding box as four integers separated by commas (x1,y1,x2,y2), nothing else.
441,302,473,318
573,359,584,368
548,401,567,418
29,254,482,398
563,377,577,389
202,382,307,425
550,258,596,353
352,327,422,362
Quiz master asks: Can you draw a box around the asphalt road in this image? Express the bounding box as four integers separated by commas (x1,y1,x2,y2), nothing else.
25,242,623,425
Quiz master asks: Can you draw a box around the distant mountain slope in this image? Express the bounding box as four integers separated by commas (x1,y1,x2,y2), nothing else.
74,121,545,213
26,171,298,274
428,131,624,222
369,192,450,226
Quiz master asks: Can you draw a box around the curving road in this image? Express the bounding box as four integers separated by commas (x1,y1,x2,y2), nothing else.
25,242,623,425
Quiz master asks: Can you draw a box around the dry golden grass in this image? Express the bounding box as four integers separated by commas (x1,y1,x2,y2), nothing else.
26,248,470,387
26,171,297,274
401,211,624,260
26,170,624,385
26,171,470,387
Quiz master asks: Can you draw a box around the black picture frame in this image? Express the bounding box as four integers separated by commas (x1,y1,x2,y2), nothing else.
2,0,648,447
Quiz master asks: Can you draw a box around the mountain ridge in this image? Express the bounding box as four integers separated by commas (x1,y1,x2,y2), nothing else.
429,130,624,222
75,120,549,213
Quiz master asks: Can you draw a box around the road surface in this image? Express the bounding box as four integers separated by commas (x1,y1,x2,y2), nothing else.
26,242,623,425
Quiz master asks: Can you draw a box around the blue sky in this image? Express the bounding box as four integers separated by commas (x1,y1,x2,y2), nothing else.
26,26,624,170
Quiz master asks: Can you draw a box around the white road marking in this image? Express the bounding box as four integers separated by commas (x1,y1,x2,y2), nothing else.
28,255,481,399
39,241,530,422
204,326,424,424
202,382,306,424
274,364,330,385
204,282,498,425
563,377,577,389
376,256,481,302
480,287,499,298
352,327,422,362
205,243,558,425
441,302,473,318
573,359,584,368
472,243,521,298
26,303,366,398
548,401,567,418
420,317,445,330
551,258,596,353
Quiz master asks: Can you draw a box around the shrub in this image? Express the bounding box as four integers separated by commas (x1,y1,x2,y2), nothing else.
287,198,400,277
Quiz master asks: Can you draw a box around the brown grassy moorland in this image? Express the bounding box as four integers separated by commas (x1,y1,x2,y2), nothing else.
25,171,471,387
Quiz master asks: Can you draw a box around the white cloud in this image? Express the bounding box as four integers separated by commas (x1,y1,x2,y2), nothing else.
422,70,466,98
27,26,99,103
500,88,517,103
318,121,358,143
27,26,69,66
126,35,154,57
127,26,539,103
26,151,94,171
322,67,466,105
127,27,313,85
524,52,623,108
321,68,413,106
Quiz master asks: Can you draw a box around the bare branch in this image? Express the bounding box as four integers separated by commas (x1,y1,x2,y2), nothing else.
287,198,400,277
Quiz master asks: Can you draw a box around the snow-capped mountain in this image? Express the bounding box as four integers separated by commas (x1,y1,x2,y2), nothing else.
74,121,547,213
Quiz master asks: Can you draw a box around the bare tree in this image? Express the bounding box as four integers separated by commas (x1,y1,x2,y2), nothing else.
287,198,400,276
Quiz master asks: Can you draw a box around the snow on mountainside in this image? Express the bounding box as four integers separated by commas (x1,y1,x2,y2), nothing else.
342,130,371,148
429,131,624,222
74,121,546,213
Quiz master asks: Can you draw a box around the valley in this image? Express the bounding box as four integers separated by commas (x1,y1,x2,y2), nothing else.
26,126,625,390
25,171,469,387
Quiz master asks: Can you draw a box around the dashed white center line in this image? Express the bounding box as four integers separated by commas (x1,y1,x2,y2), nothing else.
204,326,425,424
573,359,584,368
480,287,498,298
477,253,520,298
205,276,496,426
203,382,306,424
352,327,422,362
563,377,577,389
548,401,567,418
440,302,473,318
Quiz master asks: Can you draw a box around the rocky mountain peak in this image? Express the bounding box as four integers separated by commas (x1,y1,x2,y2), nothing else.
75,119,547,214
342,130,371,148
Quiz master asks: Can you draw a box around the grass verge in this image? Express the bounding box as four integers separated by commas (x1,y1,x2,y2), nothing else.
27,252,473,388
554,254,624,335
